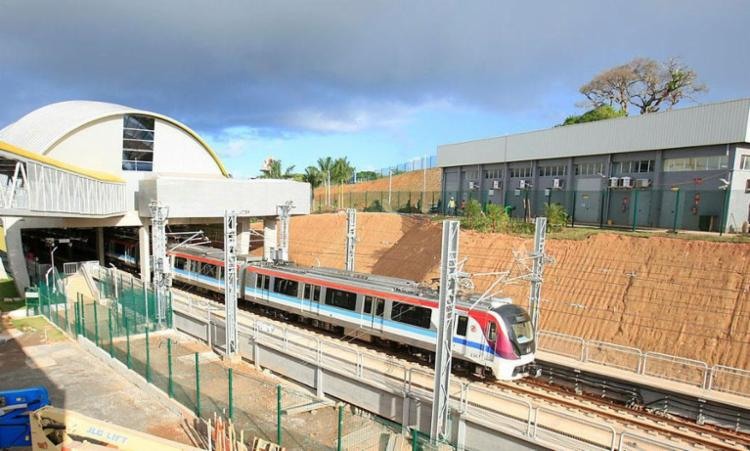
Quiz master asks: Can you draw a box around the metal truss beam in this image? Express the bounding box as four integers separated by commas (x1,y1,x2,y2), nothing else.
431,220,460,443
345,208,357,271
149,201,170,325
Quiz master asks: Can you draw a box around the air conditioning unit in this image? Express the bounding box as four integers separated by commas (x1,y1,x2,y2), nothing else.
620,176,633,188
553,178,564,189
492,180,501,189
519,180,529,189
609,177,619,188
468,181,477,190
636,178,652,188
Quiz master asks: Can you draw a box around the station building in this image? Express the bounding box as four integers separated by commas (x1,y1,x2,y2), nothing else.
438,98,750,232
0,101,310,293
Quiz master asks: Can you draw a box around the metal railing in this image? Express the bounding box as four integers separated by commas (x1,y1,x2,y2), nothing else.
171,293,696,450
537,330,750,396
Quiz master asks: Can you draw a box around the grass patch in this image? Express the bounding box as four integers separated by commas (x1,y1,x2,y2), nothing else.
11,316,66,342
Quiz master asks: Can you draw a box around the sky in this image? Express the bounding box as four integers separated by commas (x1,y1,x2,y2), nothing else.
1,1,749,178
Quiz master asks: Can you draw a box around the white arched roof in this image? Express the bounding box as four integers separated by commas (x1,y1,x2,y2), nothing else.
0,100,229,176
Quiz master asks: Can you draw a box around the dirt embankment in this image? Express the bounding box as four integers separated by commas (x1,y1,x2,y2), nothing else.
313,168,442,196
288,213,750,369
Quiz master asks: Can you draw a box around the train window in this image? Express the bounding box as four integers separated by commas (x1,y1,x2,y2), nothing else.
273,277,298,297
304,284,321,301
199,263,217,279
255,274,270,290
364,296,385,315
325,288,357,311
488,322,497,342
174,257,187,270
456,316,468,336
391,302,431,329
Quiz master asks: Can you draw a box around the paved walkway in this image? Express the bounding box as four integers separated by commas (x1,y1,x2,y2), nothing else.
0,315,197,445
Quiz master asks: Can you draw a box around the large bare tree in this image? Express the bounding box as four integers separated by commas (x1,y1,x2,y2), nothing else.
580,58,707,115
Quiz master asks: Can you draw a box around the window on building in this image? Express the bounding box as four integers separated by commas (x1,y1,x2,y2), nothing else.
483,168,502,179
574,162,605,176
664,156,729,172
745,179,750,192
324,288,357,311
538,165,568,177
509,166,532,178
391,302,432,329
741,155,750,170
613,160,655,174
122,115,155,171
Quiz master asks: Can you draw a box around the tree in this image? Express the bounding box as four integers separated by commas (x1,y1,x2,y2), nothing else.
562,105,626,126
331,157,355,184
580,57,707,115
355,170,379,182
302,166,323,189
260,159,296,179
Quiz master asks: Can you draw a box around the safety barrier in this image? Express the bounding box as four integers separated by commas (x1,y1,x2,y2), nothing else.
537,331,750,396
172,293,690,451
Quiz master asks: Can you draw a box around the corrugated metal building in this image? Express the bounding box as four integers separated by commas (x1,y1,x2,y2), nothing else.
438,98,750,232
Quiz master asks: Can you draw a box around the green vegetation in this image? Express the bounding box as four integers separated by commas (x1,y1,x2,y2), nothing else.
11,316,66,342
0,278,18,298
260,159,296,179
561,105,625,125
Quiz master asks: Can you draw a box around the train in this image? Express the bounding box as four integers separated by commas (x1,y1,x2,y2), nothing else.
168,244,536,380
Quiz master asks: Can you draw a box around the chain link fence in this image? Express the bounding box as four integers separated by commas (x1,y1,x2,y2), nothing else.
30,273,451,450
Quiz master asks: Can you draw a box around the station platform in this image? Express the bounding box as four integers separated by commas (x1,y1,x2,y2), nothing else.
537,350,750,411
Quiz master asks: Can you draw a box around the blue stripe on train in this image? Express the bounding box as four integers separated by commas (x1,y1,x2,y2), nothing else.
172,268,495,355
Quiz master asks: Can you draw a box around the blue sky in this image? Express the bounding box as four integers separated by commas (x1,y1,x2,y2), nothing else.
1,1,749,178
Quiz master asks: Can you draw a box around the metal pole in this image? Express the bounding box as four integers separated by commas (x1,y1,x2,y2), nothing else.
720,187,730,236
276,384,282,445
430,220,460,444
228,368,234,420
108,307,114,358
145,326,151,383
80,299,86,339
337,403,344,451
632,189,640,232
167,338,174,398
412,428,419,451
345,208,357,272
388,170,392,207
529,217,548,333
93,301,99,347
224,210,239,357
195,352,201,417
672,189,681,233
125,317,131,369
64,298,69,333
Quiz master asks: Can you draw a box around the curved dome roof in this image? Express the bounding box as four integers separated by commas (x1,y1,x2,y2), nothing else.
0,100,229,177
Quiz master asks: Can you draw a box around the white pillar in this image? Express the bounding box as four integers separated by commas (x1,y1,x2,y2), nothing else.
238,217,251,256
263,218,277,261
2,217,30,294
138,225,151,283
96,227,105,266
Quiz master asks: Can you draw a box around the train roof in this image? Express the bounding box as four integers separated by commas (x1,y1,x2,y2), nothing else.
172,244,514,311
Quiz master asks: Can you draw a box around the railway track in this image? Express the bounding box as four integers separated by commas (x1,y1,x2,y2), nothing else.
138,279,750,449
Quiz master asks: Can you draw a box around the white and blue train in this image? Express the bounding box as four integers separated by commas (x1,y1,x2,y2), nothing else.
169,245,536,380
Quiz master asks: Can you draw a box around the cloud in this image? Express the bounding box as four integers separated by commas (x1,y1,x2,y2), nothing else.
0,0,748,134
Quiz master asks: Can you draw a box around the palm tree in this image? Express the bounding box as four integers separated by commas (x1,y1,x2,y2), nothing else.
302,166,323,189
260,159,296,179
332,157,355,184
317,157,334,206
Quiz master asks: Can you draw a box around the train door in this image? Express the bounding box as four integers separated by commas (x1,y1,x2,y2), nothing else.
453,315,468,355
484,321,498,362
363,296,385,332
304,284,321,315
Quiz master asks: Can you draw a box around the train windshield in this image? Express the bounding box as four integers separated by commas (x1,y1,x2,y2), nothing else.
494,304,535,354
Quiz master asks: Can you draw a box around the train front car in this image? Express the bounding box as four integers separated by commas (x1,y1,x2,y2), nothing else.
488,303,536,380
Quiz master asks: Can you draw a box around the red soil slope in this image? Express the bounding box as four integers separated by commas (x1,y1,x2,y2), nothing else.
288,213,750,369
